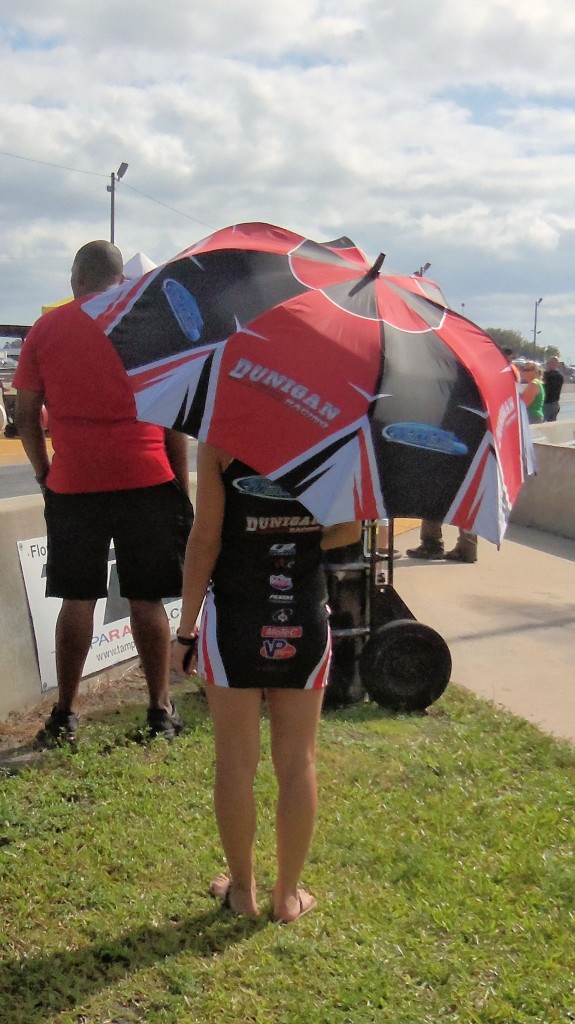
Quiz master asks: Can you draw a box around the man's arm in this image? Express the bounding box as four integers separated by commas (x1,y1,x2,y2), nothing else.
164,428,190,493
15,389,50,487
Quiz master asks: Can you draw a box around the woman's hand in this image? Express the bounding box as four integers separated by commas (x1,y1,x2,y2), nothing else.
171,632,199,676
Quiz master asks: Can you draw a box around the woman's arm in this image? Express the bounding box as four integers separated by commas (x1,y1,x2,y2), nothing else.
520,382,537,408
172,443,226,674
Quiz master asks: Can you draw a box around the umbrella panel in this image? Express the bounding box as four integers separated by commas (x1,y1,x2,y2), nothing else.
109,250,307,372
371,323,487,521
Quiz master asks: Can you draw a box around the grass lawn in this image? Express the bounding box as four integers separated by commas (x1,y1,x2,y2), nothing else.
1,682,574,1023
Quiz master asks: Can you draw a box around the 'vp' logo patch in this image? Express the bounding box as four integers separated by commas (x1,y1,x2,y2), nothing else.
260,639,297,660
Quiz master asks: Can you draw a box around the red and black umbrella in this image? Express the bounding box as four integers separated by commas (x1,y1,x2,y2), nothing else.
84,222,533,543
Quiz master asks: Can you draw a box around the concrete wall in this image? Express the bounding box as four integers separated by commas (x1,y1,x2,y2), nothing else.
0,476,197,723
1,495,50,717
530,419,575,446
1,431,575,723
509,439,575,538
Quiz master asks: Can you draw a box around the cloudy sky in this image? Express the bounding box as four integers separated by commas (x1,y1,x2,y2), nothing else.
1,0,575,361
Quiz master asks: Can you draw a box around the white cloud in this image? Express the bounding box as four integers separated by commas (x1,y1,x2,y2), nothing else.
1,0,575,361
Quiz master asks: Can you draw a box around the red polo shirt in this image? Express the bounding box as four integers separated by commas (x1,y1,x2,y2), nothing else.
14,299,174,494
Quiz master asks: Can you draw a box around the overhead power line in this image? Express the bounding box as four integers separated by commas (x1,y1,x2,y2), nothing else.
0,148,107,177
0,148,211,227
122,182,212,228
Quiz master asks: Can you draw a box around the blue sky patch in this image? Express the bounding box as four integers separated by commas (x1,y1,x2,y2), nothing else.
1,21,60,52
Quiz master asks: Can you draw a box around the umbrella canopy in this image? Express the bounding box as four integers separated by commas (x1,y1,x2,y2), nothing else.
82,222,533,543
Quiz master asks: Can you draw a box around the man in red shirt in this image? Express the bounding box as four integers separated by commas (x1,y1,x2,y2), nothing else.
15,240,193,744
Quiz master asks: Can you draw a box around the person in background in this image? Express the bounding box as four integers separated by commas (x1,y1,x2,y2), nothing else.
502,347,521,382
14,240,193,745
172,442,360,923
520,362,545,424
406,347,520,564
406,520,477,563
542,356,564,422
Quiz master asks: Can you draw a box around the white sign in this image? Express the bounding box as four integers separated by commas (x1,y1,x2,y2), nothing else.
18,536,183,691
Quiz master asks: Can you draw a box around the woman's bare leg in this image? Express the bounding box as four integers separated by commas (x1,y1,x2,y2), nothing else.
205,686,263,918
266,687,324,922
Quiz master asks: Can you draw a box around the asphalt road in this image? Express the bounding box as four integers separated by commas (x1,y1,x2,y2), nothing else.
0,438,198,500
0,462,38,500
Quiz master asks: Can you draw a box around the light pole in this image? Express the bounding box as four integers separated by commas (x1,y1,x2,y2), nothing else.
413,262,431,277
107,162,128,244
532,297,543,354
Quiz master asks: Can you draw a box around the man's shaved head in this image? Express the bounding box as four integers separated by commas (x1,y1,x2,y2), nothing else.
71,240,124,298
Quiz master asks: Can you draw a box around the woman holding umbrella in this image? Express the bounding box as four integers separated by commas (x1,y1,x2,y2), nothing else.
172,442,359,922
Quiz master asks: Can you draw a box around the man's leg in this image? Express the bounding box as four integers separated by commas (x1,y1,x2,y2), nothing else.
406,519,445,559
54,599,97,710
445,529,478,563
37,598,96,744
266,687,324,923
129,599,172,710
115,483,193,734
42,490,107,741
205,686,263,918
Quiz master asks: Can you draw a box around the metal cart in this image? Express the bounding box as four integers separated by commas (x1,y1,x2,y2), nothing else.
323,519,452,712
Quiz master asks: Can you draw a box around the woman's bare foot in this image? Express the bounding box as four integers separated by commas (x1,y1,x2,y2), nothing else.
209,873,260,919
273,886,317,924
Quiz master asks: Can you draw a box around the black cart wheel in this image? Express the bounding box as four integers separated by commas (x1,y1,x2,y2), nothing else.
359,619,451,711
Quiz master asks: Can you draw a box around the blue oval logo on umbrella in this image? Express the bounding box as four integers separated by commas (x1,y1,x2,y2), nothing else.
382,422,468,455
233,476,295,500
162,279,204,342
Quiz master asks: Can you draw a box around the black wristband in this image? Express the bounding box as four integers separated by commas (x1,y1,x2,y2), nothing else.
176,633,197,648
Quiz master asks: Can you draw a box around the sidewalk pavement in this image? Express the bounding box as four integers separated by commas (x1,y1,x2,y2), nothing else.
0,436,29,466
0,436,56,468
391,524,575,745
3,434,575,744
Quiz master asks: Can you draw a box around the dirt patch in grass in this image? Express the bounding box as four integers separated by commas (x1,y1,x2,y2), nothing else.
0,662,159,752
